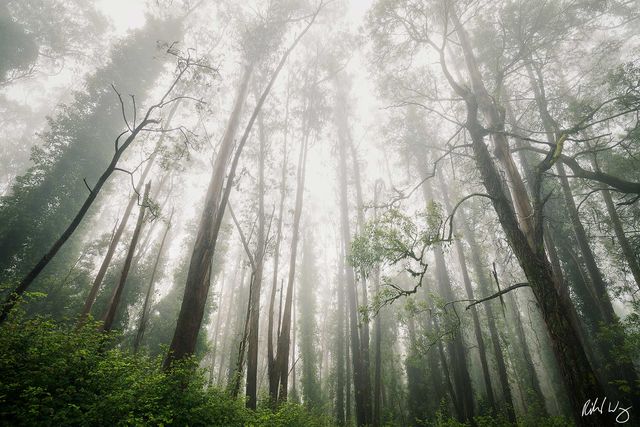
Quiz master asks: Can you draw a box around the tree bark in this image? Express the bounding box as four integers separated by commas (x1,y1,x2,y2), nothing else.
439,176,502,419
275,129,309,404
243,110,268,409
268,84,289,405
460,213,527,418
165,63,253,368
101,182,151,332
348,139,371,392
335,73,372,426
593,166,640,289
166,11,318,369
133,206,173,352
336,241,346,426
79,101,179,326
422,180,475,422
0,108,161,323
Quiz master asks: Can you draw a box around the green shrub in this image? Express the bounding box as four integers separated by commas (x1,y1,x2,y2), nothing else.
0,315,321,426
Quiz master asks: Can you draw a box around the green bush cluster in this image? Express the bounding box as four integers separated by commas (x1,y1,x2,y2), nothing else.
0,316,328,426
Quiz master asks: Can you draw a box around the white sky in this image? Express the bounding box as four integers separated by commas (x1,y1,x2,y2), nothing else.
96,0,147,34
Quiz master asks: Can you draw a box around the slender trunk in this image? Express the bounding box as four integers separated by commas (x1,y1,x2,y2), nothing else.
345,296,352,425
336,243,346,426
590,159,640,288
556,163,617,322
432,311,460,418
78,102,178,325
245,111,268,410
290,288,297,400
275,130,309,404
348,140,371,392
133,207,173,352
506,291,546,403
268,85,289,405
1,115,158,323
459,213,521,418
335,74,372,426
422,179,474,422
439,177,501,418
373,265,382,427
101,182,151,332
208,267,227,385
216,256,242,386
230,270,254,398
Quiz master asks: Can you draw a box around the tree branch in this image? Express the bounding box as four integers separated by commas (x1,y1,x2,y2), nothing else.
465,282,530,310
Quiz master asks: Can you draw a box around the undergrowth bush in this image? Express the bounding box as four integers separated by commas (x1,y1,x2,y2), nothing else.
0,314,328,426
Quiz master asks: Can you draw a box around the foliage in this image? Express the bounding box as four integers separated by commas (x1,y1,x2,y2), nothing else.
0,314,331,426
1,0,105,84
350,205,445,316
0,17,181,293
350,205,443,276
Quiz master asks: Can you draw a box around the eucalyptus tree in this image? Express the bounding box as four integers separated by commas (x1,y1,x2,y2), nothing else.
298,229,322,408
0,28,208,322
365,0,640,423
0,0,106,86
334,71,373,426
165,0,324,372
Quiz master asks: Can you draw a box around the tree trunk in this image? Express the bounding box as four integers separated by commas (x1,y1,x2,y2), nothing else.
420,177,475,422
166,13,317,368
336,242,346,426
207,267,228,385
133,207,173,352
230,269,254,398
79,105,178,325
373,265,382,427
335,73,372,426
268,84,289,405
439,177,501,419
275,129,309,404
348,139,371,393
165,63,253,368
459,212,521,418
101,182,151,332
465,104,606,424
594,169,640,288
436,7,608,422
0,110,159,323
245,110,268,410
526,64,640,403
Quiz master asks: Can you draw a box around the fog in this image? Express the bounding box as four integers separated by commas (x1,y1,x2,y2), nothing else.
1,1,639,426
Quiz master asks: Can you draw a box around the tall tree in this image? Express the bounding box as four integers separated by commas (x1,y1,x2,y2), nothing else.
101,182,151,332
335,72,372,426
0,43,195,322
0,17,182,288
165,5,321,368
133,207,174,352
298,230,321,408
273,118,310,404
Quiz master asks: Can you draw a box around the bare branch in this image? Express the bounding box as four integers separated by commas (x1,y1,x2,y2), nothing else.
465,283,530,310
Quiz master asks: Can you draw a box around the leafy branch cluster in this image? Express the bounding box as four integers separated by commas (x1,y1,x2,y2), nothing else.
349,203,445,316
